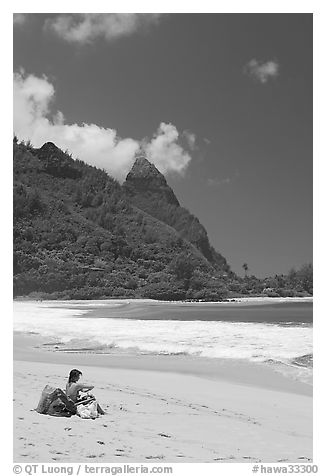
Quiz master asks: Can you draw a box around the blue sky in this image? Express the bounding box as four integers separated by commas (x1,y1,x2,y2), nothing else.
13,13,312,277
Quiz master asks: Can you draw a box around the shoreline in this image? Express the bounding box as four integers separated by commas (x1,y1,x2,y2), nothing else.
13,299,313,392
13,301,313,462
14,297,313,323
14,296,313,305
14,332,312,396
13,335,313,462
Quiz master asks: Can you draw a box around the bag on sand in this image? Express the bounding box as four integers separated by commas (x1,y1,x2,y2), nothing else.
47,397,72,418
36,385,57,414
36,385,76,417
76,400,98,419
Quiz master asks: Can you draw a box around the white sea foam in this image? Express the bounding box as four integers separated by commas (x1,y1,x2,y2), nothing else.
13,301,312,369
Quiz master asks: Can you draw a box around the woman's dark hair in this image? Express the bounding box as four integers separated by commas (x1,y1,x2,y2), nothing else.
68,369,82,383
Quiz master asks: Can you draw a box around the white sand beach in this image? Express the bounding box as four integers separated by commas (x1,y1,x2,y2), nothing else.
14,332,312,463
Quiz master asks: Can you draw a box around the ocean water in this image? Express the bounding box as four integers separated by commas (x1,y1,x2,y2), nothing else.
13,299,313,384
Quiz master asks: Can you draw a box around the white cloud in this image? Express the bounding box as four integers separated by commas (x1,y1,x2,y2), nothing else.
183,130,197,151
44,13,162,44
13,13,27,26
207,177,231,187
13,72,192,181
207,169,239,187
144,123,192,176
244,59,280,84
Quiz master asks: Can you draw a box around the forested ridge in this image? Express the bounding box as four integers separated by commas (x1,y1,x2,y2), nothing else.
13,140,312,300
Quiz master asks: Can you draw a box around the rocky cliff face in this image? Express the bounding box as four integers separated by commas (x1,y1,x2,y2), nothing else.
123,156,180,206
123,156,230,273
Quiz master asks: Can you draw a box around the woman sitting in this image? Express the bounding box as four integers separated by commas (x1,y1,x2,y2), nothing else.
66,369,105,415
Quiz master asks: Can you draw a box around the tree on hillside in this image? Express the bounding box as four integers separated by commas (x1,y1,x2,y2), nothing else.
242,263,249,277
297,263,313,294
287,263,313,294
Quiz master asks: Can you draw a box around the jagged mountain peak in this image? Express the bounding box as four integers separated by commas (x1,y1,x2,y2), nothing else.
39,142,62,156
124,155,180,206
36,141,70,162
123,154,230,272
129,155,163,179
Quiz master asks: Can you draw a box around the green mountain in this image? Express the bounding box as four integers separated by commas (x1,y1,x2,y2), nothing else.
123,155,229,270
13,141,232,300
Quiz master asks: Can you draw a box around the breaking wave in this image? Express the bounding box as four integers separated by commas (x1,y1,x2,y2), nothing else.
14,301,313,384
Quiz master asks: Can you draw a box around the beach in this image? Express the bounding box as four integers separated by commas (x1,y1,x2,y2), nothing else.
13,299,313,464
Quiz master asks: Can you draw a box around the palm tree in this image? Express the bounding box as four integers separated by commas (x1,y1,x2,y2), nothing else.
242,263,249,277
